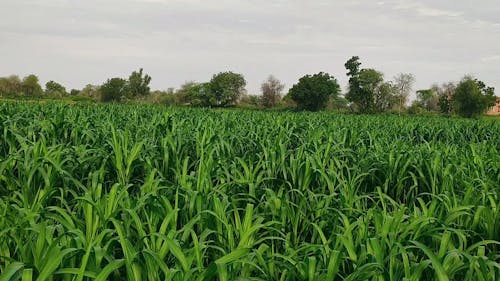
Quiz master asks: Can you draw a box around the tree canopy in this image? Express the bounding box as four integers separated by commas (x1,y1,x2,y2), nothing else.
345,57,390,113
288,72,340,111
128,68,151,98
207,72,246,107
453,78,496,118
45,80,67,98
100,78,128,102
22,75,43,97
0,61,497,118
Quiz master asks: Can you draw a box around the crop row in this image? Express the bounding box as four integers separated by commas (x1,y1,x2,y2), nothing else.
0,103,499,280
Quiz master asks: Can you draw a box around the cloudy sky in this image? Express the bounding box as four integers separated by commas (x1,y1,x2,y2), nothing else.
1,0,499,98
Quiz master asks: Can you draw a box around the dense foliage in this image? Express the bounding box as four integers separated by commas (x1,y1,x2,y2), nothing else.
288,72,340,111
45,81,68,98
207,72,247,107
0,102,498,280
345,57,408,113
453,78,496,118
99,78,128,102
0,59,496,117
127,68,152,99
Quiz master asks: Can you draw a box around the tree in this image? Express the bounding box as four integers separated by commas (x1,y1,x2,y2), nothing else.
345,56,362,77
238,94,262,108
345,57,391,113
80,84,100,100
22,74,43,97
415,89,439,111
393,73,415,113
453,77,496,118
100,78,127,102
329,95,349,110
45,80,67,98
208,72,246,107
374,81,398,112
438,94,452,114
261,75,285,108
127,68,151,99
358,69,383,112
0,75,22,96
433,82,455,114
176,81,211,106
288,72,340,111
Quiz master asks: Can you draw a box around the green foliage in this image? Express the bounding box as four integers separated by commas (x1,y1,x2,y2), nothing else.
79,84,100,100
434,82,456,114
345,56,361,77
454,78,496,118
288,72,340,111
45,80,67,98
0,102,499,280
176,81,211,106
98,68,152,102
238,94,262,109
207,71,246,107
345,57,396,113
370,73,398,112
0,75,22,96
21,75,43,97
438,94,452,114
127,68,151,98
100,78,128,102
416,89,439,111
328,95,349,111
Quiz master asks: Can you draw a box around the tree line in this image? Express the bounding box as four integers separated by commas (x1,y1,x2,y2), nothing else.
0,56,496,117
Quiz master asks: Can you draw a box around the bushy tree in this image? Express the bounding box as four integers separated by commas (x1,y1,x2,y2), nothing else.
374,81,398,112
208,72,246,107
45,80,67,98
358,69,383,112
202,71,246,107
22,74,43,97
345,56,395,113
453,77,496,118
176,81,211,106
288,72,340,111
128,68,151,99
261,75,285,108
100,78,127,102
345,56,365,111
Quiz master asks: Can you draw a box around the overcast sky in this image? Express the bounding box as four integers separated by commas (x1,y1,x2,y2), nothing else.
1,0,499,99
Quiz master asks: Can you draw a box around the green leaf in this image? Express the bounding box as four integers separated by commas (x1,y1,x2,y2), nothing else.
216,248,250,265
411,241,450,281
0,262,24,281
95,259,125,281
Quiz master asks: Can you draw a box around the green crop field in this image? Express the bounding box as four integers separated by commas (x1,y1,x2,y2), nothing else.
0,102,499,281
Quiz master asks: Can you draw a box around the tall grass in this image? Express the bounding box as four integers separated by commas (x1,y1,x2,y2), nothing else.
0,102,499,280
